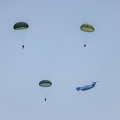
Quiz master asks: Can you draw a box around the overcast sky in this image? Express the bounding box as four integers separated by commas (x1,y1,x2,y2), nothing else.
0,0,120,120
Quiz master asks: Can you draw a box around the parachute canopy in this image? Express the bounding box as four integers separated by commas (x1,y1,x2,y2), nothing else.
80,24,95,32
39,80,52,87
13,22,29,30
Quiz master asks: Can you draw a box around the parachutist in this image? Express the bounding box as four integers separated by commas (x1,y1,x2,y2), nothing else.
22,45,24,49
84,44,86,47
44,98,46,101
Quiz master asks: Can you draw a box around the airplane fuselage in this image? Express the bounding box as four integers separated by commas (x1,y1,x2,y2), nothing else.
80,85,94,91
76,82,97,91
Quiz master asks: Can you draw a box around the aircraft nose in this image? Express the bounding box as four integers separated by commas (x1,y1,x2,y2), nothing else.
76,87,81,91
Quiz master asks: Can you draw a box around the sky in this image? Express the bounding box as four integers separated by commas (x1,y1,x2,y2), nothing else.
0,0,120,120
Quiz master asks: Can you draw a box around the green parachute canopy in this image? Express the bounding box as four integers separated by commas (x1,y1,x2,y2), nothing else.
80,24,95,32
39,80,52,87
13,22,29,30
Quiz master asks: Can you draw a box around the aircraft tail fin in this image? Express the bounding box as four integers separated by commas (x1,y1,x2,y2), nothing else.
76,87,81,91
92,81,99,87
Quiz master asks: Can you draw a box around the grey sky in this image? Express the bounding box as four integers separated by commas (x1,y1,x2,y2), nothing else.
0,0,120,120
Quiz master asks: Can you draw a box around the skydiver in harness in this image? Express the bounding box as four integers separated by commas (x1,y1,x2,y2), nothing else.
44,98,47,102
84,44,86,47
22,45,24,49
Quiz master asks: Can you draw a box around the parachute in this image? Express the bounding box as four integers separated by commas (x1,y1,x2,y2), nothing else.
80,24,95,32
80,23,95,47
13,22,29,30
39,80,52,101
13,22,29,49
39,80,52,87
